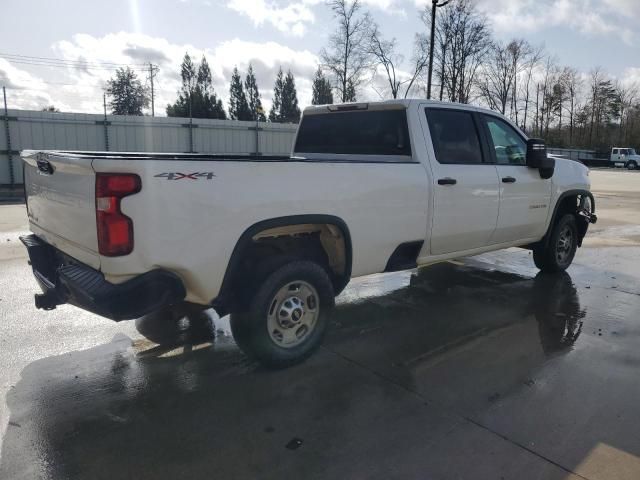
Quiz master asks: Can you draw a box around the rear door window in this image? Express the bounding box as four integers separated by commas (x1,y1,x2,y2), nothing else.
425,108,483,164
294,110,412,157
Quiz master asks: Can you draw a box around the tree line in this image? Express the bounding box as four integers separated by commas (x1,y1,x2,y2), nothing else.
103,0,639,150
105,53,316,124
319,0,640,151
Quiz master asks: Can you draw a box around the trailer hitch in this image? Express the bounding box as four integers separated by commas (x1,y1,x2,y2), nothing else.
35,292,61,311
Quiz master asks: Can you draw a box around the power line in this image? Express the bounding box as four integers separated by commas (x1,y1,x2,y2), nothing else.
0,52,148,68
1,52,165,115
0,54,154,74
1,58,149,72
30,80,97,87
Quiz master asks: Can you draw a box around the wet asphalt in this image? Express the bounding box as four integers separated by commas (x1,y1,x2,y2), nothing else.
1,170,640,480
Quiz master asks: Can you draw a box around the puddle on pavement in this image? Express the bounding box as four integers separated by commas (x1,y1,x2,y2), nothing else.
330,261,587,358
2,257,640,479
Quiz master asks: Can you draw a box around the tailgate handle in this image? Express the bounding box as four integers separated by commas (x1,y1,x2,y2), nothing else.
37,159,55,175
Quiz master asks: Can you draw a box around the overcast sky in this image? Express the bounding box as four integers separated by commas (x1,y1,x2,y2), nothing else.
1,0,639,115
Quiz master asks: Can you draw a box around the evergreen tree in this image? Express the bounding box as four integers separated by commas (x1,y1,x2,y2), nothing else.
245,64,266,121
344,79,356,102
269,67,284,122
194,56,226,119
229,67,252,121
181,53,197,96
311,68,334,105
167,53,226,119
106,67,149,115
280,70,301,123
165,53,196,117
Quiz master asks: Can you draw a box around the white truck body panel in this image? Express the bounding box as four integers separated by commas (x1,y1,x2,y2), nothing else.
22,152,100,269
93,158,429,303
21,99,592,308
492,165,552,243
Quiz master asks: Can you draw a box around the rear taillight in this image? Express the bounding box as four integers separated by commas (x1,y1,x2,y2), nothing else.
96,173,141,256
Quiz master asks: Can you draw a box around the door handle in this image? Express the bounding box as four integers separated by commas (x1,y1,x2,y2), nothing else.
437,177,457,185
501,176,516,183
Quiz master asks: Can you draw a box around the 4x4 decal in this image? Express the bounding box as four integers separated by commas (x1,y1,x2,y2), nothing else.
154,172,216,180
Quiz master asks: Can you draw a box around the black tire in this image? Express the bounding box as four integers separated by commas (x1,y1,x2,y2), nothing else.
627,161,638,170
230,260,335,368
533,214,578,273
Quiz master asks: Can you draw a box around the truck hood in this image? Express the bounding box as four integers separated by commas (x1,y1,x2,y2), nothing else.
552,156,591,192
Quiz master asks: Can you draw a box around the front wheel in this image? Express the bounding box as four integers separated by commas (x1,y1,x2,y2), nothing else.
627,161,638,170
533,214,578,273
230,260,335,368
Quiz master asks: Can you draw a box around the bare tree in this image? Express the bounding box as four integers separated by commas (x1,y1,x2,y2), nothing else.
520,45,545,132
507,39,533,125
559,67,582,145
424,0,491,104
321,0,374,102
477,40,524,115
420,5,450,101
616,81,638,144
535,56,558,137
588,68,605,145
368,26,429,99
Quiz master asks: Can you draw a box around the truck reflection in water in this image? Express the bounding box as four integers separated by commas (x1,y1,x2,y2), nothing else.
330,260,587,375
532,271,585,355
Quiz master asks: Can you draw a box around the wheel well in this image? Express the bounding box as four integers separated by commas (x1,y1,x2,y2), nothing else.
544,192,595,248
213,217,352,315
251,223,347,277
555,195,579,220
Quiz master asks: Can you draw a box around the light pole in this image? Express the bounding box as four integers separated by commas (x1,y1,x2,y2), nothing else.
427,0,450,100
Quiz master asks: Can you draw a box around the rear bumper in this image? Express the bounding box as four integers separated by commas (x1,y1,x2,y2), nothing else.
20,234,186,321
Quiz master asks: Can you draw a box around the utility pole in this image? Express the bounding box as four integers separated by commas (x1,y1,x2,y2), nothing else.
427,0,450,100
254,106,264,156
188,89,194,153
149,63,158,117
103,93,110,151
3,86,15,187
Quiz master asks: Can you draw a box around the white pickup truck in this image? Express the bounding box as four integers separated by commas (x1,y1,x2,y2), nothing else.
20,99,597,367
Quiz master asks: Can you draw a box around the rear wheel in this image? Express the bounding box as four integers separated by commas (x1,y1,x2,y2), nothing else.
533,214,578,273
230,260,334,368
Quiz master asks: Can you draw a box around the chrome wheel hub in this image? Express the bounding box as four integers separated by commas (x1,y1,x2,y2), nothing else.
556,226,574,264
267,281,319,348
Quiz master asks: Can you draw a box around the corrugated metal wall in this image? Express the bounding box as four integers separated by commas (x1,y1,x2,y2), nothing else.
547,148,598,160
0,109,298,185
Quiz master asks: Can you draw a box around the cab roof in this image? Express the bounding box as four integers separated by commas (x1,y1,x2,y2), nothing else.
302,99,499,117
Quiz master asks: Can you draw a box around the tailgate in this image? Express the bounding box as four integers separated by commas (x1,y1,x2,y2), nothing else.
22,151,100,269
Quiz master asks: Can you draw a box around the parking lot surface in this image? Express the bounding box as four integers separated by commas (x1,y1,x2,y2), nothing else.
1,170,640,479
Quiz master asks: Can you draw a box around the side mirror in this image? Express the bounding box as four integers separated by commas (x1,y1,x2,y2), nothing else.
526,138,555,178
